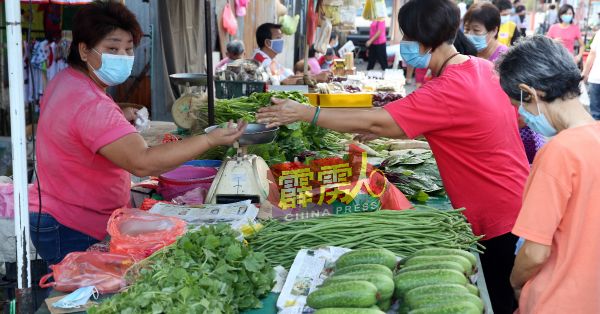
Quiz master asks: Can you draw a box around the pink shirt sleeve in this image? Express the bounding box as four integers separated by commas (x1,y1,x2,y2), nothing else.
383,80,453,138
547,25,556,39
71,100,138,153
574,26,582,39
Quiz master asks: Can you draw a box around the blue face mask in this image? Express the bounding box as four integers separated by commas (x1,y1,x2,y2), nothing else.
333,42,339,48
268,39,284,54
561,14,573,23
510,8,516,13
52,286,98,309
467,33,491,52
88,48,134,86
501,15,510,24
399,41,431,69
519,88,558,137
325,59,334,65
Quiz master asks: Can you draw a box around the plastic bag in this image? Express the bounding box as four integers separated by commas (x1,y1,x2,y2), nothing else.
107,208,187,258
318,4,340,26
138,198,176,211
39,252,140,294
338,6,357,31
375,0,387,19
314,18,332,55
134,107,150,133
234,0,249,17
362,0,377,21
307,0,317,45
172,187,207,205
279,14,300,35
223,3,238,36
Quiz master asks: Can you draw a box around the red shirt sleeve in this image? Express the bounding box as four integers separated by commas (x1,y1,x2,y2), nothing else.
71,100,138,154
383,79,453,139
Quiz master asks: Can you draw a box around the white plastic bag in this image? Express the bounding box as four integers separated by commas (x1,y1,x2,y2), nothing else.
134,107,151,133
314,18,333,55
338,6,357,31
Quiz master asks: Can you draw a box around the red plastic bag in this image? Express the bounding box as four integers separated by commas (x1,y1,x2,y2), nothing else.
307,0,317,45
39,252,140,294
108,208,187,258
223,3,238,35
138,198,176,211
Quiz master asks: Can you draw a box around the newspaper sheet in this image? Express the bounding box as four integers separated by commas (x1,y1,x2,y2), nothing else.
149,200,259,230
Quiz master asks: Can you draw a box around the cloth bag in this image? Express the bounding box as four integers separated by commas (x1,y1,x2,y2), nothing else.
223,3,238,35
107,208,187,259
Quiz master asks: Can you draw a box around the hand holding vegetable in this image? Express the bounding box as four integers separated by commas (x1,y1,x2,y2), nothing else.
255,97,316,128
206,119,248,146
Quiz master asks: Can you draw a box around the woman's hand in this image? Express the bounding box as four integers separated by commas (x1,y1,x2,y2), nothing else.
314,71,333,83
366,39,372,47
582,71,589,82
354,134,379,143
255,97,316,128
574,54,582,64
123,107,138,124
206,119,248,147
554,37,564,44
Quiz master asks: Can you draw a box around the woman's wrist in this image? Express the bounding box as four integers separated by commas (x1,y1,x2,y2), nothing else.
302,106,318,124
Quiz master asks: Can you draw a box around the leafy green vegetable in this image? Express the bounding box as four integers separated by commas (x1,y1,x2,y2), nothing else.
88,223,276,314
380,151,445,202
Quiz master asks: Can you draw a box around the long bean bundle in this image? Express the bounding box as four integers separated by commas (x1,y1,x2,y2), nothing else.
247,206,484,269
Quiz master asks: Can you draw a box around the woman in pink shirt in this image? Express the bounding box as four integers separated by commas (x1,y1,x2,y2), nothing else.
29,0,246,284
308,45,324,75
547,4,583,63
366,19,388,70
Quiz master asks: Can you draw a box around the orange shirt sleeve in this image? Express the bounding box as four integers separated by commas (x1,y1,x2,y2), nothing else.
512,142,572,246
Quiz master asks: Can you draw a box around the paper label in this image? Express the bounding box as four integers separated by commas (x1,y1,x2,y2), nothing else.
232,173,247,183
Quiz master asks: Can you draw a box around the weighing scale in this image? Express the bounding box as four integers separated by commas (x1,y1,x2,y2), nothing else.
169,73,208,130
205,124,279,204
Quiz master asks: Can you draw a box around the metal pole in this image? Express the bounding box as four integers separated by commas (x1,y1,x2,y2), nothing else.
6,0,33,312
205,0,215,126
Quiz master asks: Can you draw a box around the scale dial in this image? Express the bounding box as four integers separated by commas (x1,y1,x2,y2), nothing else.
171,93,205,130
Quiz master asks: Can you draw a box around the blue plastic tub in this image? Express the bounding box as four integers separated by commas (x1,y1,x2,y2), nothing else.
184,160,223,168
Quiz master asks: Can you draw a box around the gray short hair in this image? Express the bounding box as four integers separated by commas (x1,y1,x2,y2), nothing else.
494,36,581,103
226,40,245,56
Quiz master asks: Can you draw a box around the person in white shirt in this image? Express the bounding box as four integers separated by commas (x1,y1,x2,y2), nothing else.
582,35,600,120
547,5,558,27
251,23,332,85
458,0,468,21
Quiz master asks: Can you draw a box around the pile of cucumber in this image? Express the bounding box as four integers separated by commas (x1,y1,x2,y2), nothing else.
306,248,485,314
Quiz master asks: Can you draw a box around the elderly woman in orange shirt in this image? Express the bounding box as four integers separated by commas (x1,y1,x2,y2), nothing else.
496,36,600,314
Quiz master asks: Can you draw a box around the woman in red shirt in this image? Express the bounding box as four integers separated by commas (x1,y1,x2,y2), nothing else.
29,0,246,288
255,0,529,312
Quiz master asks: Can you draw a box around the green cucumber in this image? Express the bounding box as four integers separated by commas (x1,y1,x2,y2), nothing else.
405,284,470,301
333,264,394,278
411,248,477,267
466,283,479,296
408,294,483,313
336,249,398,270
370,305,380,310
407,301,481,314
397,261,466,275
321,274,395,299
376,298,391,311
404,255,474,276
307,281,379,309
393,269,467,299
313,309,385,314
399,256,410,266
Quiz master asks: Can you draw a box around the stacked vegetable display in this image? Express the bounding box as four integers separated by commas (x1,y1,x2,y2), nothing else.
380,151,445,202
247,207,484,269
88,223,276,314
306,248,484,314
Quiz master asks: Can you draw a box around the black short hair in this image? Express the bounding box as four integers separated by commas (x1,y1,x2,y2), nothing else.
495,36,581,103
464,2,501,39
326,48,335,56
330,32,338,42
513,0,520,4
493,0,513,12
398,0,459,52
454,29,478,56
550,4,556,9
308,45,318,58
68,0,143,69
558,4,574,24
256,23,282,49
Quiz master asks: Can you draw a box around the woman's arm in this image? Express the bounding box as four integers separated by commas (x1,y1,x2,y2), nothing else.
510,239,551,301
582,50,596,81
255,98,408,138
367,30,383,47
98,120,248,177
575,37,585,63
